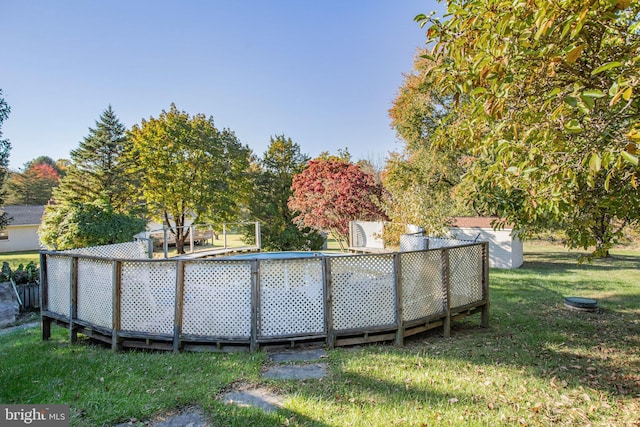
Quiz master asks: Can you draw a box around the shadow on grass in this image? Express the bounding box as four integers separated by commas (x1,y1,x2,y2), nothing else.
204,401,331,427
271,250,640,424
484,257,640,397
523,250,640,274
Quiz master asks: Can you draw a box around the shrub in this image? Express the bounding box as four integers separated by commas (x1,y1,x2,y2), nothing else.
0,261,39,285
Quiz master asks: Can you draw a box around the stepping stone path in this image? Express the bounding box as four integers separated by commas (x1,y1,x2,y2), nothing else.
221,347,328,412
114,406,209,427
114,348,328,426
220,383,285,413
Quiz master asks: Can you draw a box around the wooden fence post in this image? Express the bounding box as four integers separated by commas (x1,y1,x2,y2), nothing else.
481,242,490,328
40,252,51,341
394,253,404,347
69,257,78,344
147,237,154,258
250,260,259,352
112,260,122,351
323,257,335,348
173,260,185,352
442,249,451,338
163,229,169,259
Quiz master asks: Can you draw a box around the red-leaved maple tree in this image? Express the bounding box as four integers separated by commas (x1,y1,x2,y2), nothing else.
288,159,387,250
29,163,59,181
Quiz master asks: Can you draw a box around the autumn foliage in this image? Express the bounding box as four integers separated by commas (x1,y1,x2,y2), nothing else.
5,161,61,205
288,159,387,249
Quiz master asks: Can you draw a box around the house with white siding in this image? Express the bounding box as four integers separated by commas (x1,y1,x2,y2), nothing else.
0,205,45,252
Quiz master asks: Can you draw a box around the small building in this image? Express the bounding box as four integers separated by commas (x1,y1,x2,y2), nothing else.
0,205,45,253
449,217,523,269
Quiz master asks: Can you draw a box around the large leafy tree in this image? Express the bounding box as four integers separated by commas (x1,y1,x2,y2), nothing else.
4,157,60,205
53,105,136,213
0,89,11,229
127,104,252,254
249,135,325,251
39,199,146,250
288,158,388,250
416,0,640,256
386,51,477,232
382,148,472,235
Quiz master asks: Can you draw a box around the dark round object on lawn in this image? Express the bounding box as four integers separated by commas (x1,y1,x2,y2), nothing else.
564,297,599,312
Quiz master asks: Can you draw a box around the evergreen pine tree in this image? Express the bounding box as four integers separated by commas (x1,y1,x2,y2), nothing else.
249,135,324,251
40,107,146,249
53,105,137,213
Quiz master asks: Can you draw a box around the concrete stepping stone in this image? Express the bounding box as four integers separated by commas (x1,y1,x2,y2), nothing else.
113,406,209,427
268,348,327,363
221,385,284,413
263,363,328,380
220,349,329,414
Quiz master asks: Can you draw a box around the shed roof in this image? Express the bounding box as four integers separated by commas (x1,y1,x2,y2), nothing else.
452,217,513,230
2,205,46,226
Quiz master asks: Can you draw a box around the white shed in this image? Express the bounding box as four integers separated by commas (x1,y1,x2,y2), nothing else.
449,217,523,269
0,205,45,253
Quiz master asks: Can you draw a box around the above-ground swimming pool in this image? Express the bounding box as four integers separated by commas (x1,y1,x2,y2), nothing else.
218,251,331,260
40,241,489,352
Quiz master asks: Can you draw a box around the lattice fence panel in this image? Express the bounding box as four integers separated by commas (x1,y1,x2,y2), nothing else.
427,237,472,249
46,255,70,317
259,258,324,337
63,241,149,259
400,234,428,252
330,254,395,330
120,261,176,335
77,259,113,328
448,245,483,308
182,261,252,338
400,251,445,321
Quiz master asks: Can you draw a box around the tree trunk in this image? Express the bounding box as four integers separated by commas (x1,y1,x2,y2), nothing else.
175,215,185,254
593,216,612,258
164,211,186,255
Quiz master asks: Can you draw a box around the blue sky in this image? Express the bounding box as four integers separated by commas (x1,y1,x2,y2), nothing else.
2,1,442,170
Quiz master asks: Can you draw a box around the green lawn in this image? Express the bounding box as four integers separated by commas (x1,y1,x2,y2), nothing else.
0,250,40,270
1,242,638,426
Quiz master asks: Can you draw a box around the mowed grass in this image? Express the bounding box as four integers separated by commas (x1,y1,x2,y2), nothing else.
0,242,638,426
0,250,40,270
282,243,639,426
